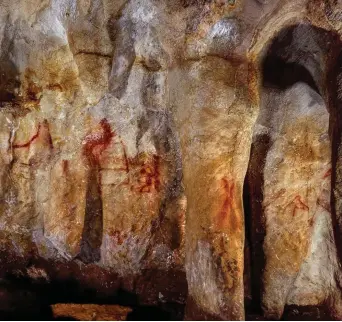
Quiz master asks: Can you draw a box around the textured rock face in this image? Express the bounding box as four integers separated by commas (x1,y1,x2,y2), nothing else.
2,0,342,320
252,82,336,317
246,24,342,320
0,0,187,310
171,56,254,319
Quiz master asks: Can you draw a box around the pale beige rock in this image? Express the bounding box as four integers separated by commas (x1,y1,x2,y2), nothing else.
170,56,257,319
255,83,338,318
1,0,342,320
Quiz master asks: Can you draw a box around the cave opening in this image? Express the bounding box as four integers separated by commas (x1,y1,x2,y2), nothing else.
244,23,342,319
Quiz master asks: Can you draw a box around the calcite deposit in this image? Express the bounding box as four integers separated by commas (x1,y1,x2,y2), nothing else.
1,0,342,320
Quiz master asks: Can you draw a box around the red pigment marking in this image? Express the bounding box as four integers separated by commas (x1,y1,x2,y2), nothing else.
62,160,69,175
109,230,128,245
292,195,309,217
217,178,236,229
120,139,130,174
323,168,332,179
119,140,131,185
83,118,115,166
137,155,161,193
97,135,161,193
12,119,54,149
13,124,41,149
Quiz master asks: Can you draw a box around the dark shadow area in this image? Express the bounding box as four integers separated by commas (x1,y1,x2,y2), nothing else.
282,304,333,321
0,59,20,104
0,280,54,321
243,174,252,313
127,306,173,321
77,168,103,264
0,19,21,105
263,55,319,93
261,24,333,93
106,13,136,99
53,317,78,321
244,134,271,318
0,276,184,321
327,49,342,273
0,253,186,320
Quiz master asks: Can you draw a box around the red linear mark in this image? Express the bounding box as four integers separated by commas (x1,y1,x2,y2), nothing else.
12,119,54,149
117,139,131,185
219,178,234,222
136,155,161,193
120,139,130,174
13,124,41,149
323,168,332,179
83,118,115,166
292,195,309,217
217,177,239,231
83,123,162,194
106,150,161,192
62,160,69,175
108,229,128,245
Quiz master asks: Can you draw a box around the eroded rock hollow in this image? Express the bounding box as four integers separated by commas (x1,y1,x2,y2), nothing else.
1,0,342,320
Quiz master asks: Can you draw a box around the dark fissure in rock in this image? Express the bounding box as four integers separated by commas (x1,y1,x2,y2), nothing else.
244,134,270,318
77,168,103,264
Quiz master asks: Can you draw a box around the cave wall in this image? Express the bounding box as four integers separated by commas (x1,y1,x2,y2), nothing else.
1,0,342,320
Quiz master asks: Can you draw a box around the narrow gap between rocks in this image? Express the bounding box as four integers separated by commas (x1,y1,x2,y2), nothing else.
327,49,342,274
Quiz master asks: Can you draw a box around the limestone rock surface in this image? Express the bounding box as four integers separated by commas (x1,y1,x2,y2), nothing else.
1,0,342,320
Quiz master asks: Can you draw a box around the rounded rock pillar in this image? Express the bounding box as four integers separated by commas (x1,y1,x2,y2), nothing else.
171,56,258,320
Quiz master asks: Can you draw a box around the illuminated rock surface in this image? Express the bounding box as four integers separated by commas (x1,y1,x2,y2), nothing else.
1,0,342,320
